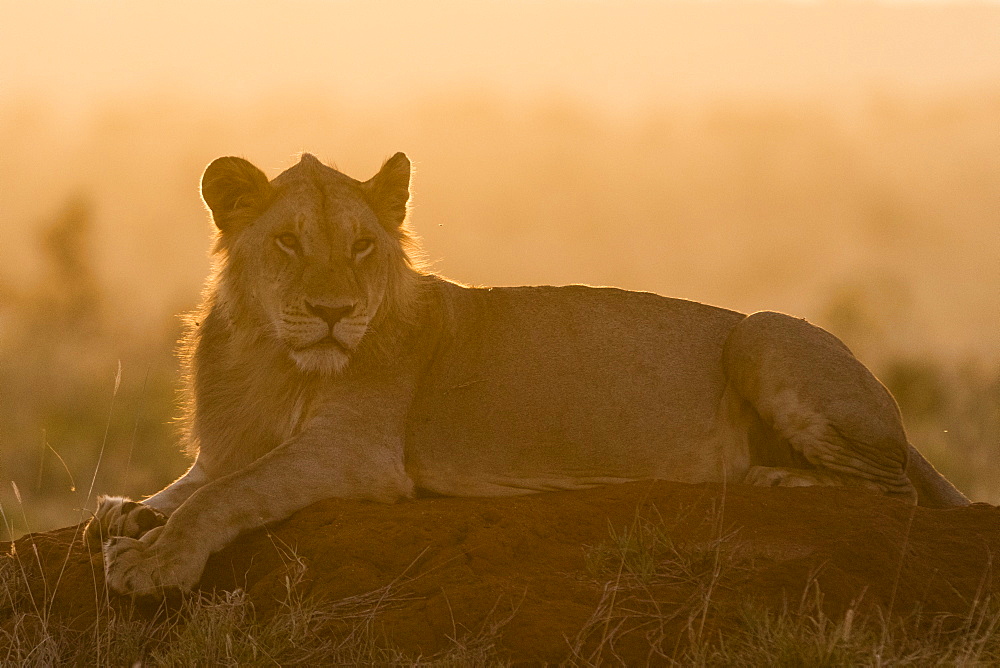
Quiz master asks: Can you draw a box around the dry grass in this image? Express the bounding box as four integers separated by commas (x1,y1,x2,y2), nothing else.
3,498,1000,664
570,504,1000,667
0,541,512,666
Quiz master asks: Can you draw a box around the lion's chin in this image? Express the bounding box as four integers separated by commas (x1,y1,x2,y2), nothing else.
289,346,350,376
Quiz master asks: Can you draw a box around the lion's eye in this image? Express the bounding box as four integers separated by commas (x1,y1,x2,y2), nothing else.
352,238,375,258
276,233,300,253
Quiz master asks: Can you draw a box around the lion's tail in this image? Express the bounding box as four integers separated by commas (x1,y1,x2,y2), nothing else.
906,444,970,508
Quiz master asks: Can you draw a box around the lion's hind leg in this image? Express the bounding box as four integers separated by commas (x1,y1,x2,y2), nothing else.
723,311,917,504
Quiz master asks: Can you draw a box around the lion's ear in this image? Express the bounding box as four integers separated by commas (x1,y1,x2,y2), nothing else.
364,152,411,230
201,157,272,232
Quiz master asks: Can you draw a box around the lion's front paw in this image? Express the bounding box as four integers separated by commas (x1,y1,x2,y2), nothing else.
84,496,167,549
103,531,203,597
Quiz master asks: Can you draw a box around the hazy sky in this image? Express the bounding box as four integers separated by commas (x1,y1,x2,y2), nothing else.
3,0,1000,119
1,0,998,362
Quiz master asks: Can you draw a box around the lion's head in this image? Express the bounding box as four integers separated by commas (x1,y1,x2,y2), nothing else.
199,152,421,375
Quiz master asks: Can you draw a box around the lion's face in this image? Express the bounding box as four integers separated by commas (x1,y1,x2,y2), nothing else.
248,185,390,375
200,153,413,375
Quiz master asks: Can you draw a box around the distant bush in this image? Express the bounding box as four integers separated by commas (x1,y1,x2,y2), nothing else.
882,359,1000,503
0,196,186,537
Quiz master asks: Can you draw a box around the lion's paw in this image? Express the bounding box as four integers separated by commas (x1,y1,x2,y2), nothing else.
84,496,167,549
103,531,203,597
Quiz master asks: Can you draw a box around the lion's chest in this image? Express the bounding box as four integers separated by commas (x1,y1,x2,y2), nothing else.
194,363,314,473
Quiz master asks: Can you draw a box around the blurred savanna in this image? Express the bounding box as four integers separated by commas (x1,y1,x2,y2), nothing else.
0,0,998,537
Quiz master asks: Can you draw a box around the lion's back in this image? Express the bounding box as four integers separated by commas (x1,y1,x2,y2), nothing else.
405,280,749,495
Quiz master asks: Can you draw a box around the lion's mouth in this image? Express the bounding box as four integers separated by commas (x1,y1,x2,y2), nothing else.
296,335,351,353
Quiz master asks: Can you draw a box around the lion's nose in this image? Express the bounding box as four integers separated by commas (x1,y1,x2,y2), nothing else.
305,301,355,329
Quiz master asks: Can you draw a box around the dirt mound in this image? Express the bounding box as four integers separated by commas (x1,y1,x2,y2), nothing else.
3,481,999,663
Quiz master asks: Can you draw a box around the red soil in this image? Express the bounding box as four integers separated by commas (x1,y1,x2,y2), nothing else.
3,481,999,663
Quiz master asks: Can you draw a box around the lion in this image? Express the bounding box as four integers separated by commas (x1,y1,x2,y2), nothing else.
87,152,969,596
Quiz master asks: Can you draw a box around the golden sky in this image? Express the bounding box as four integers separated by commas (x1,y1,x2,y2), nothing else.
3,0,999,118
1,0,998,362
